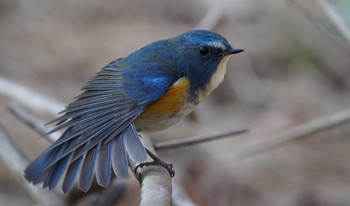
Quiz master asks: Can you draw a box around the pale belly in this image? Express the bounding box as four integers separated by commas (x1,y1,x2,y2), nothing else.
134,100,197,131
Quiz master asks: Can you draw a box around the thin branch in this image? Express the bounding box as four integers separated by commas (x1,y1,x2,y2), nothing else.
239,109,350,158
154,128,249,151
9,102,60,142
0,76,64,116
316,0,350,46
0,126,67,206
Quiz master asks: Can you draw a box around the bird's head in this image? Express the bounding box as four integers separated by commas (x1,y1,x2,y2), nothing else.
170,30,243,97
127,30,243,98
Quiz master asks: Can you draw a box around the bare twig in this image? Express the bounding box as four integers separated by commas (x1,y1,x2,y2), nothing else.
194,5,225,30
288,0,350,53
9,102,60,142
316,0,350,46
0,76,64,115
0,125,67,206
239,109,350,158
154,128,249,151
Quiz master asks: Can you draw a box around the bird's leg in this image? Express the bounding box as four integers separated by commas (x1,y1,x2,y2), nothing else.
135,149,175,177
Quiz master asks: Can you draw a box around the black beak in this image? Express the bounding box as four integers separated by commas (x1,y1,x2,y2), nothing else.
224,48,244,56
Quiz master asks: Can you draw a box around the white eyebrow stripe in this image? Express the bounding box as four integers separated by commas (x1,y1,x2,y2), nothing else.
208,41,227,50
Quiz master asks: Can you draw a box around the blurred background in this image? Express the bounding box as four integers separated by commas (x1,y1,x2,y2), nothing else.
1,0,350,205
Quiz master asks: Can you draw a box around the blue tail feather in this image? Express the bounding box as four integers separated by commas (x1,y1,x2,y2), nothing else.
62,156,83,193
123,124,147,162
78,144,100,192
96,141,112,187
48,153,73,190
111,135,128,178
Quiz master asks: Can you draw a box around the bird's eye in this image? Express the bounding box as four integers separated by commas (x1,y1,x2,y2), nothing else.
199,46,210,56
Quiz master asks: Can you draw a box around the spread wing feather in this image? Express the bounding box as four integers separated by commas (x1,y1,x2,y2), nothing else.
25,59,178,193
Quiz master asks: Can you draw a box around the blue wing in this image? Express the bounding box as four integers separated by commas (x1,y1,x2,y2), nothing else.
24,58,179,193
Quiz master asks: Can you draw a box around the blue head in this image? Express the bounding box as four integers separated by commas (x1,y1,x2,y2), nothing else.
171,30,243,96
125,30,243,100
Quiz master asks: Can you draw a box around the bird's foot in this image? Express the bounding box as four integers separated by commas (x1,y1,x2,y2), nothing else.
135,149,175,177
136,127,151,133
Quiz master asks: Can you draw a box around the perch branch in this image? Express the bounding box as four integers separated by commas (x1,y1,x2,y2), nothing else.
129,136,172,206
172,181,197,206
0,126,67,206
154,128,249,151
239,109,350,158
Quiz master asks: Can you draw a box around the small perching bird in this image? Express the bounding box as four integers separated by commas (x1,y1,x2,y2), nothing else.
24,30,244,193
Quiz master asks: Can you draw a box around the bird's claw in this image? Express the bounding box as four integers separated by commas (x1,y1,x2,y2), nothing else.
135,160,175,177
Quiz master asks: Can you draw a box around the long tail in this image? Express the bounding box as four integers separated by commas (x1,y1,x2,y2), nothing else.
24,123,147,193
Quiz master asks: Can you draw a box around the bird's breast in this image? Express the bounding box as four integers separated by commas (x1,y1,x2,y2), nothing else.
134,77,195,131
134,56,230,131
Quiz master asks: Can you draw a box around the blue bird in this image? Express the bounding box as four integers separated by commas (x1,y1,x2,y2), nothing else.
24,30,243,193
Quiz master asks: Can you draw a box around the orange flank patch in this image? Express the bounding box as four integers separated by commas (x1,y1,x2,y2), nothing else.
139,77,189,118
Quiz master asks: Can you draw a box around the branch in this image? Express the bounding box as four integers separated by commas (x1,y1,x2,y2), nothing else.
130,137,198,206
172,181,197,206
154,128,249,151
0,126,67,206
316,0,350,46
239,109,350,158
0,76,64,116
9,102,60,142
128,135,172,206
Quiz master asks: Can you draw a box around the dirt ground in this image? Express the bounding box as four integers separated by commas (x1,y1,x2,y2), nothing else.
1,0,350,205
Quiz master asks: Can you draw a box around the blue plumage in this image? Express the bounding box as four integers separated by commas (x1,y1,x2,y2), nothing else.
96,140,111,187
24,30,243,193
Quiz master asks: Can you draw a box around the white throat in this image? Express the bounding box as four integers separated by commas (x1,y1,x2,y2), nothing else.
208,56,230,92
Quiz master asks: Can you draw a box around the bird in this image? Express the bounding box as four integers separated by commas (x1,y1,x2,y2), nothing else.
24,30,244,193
